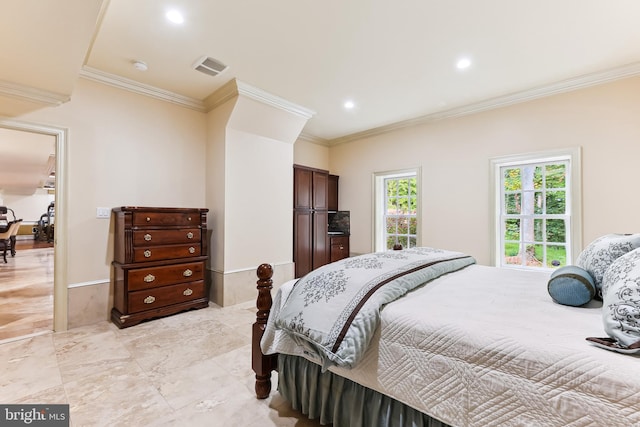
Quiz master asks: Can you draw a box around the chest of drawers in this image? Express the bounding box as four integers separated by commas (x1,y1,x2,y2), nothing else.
111,206,209,328
329,235,349,263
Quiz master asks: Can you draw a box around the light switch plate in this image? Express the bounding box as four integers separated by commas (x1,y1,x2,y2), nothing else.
96,207,110,219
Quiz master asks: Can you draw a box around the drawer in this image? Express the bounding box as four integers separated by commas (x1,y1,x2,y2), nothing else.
132,212,201,227
330,236,349,246
132,228,201,246
330,235,349,263
127,262,204,291
330,246,349,262
133,243,202,262
331,243,348,253
128,280,205,314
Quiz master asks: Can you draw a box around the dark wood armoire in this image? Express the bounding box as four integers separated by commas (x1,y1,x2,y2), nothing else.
293,165,329,278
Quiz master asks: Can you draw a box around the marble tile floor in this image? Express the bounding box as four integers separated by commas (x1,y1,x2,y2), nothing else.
0,303,325,426
0,244,54,342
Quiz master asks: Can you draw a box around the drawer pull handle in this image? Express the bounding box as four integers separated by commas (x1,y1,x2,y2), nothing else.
144,233,152,241
144,296,156,304
144,250,152,258
188,217,192,221
186,232,194,239
144,274,155,283
188,247,196,254
183,288,193,296
183,269,193,277
146,217,151,222
339,246,344,250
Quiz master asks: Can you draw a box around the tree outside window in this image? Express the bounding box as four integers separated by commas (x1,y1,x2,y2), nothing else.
384,176,418,249
374,169,420,252
498,156,573,269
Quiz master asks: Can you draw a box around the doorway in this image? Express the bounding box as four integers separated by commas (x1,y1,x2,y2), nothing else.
0,119,68,341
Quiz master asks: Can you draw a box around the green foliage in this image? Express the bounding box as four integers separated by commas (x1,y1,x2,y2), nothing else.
502,162,568,267
544,245,566,267
386,177,417,214
505,242,520,256
505,219,520,240
503,242,566,267
385,177,417,249
503,168,521,191
545,164,566,188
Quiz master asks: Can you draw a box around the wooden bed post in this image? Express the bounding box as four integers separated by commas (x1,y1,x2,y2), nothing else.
252,263,278,399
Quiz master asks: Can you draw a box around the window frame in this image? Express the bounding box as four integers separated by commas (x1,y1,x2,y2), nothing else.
489,148,582,269
372,167,421,252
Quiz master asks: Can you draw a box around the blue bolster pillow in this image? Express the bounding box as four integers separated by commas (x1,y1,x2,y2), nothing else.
547,265,596,307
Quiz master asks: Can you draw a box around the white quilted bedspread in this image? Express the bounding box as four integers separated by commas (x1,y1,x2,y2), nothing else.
377,265,640,427
263,265,640,427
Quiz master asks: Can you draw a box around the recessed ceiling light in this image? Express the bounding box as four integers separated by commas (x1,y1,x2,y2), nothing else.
344,100,355,110
456,57,472,70
166,9,184,24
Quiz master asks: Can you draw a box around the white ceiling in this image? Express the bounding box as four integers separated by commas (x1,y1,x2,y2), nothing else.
2,0,640,193
84,0,640,141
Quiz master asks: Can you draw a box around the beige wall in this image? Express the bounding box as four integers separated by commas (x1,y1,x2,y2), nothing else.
293,138,330,171
329,76,640,265
15,78,208,327
206,92,308,306
225,128,294,270
223,95,306,271
20,78,208,284
8,76,309,327
205,98,235,274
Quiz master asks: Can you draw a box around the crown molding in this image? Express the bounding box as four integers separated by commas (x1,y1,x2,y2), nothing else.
236,80,315,119
80,67,316,120
296,131,330,146
327,61,640,146
80,60,640,145
0,79,69,106
205,78,316,119
79,66,206,112
202,78,240,110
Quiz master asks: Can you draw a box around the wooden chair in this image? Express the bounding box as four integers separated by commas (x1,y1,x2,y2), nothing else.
0,221,18,263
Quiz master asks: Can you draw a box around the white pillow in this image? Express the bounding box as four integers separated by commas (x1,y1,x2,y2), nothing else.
601,248,640,349
576,233,640,294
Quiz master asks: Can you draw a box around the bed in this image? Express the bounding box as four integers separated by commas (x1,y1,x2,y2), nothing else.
251,246,640,427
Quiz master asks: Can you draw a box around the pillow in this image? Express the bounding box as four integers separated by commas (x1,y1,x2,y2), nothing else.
600,248,640,349
547,265,595,306
576,233,640,295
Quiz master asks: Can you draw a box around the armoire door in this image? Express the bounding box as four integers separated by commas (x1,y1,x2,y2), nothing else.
312,171,328,210
312,210,329,270
294,167,313,210
294,209,313,278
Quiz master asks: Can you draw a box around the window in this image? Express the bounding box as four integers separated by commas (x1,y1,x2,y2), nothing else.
373,169,420,251
490,148,582,270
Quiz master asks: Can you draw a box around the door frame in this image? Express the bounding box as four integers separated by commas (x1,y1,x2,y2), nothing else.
0,118,68,332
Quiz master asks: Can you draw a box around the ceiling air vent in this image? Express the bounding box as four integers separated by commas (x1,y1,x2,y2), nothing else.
193,56,227,77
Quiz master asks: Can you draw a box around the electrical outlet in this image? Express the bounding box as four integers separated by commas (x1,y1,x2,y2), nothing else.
96,207,111,219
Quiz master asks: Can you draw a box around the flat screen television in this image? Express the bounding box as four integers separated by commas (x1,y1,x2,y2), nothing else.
328,211,350,235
